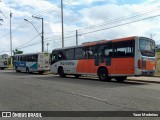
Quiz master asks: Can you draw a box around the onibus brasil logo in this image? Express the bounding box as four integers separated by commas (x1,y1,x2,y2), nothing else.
2,112,42,118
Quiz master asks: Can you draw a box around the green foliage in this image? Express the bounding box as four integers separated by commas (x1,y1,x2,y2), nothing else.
13,49,23,55
156,49,160,52
8,57,11,65
156,52,160,76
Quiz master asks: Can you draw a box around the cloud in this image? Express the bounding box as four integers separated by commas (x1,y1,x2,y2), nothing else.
78,2,160,44
0,0,160,55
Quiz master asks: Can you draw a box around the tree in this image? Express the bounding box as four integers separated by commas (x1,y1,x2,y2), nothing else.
13,49,23,55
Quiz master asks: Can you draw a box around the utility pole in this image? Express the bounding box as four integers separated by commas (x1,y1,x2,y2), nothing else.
42,18,44,52
10,11,13,67
61,0,64,48
32,16,44,52
76,30,78,46
10,11,12,56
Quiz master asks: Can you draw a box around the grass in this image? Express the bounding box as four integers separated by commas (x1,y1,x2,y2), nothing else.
156,52,160,76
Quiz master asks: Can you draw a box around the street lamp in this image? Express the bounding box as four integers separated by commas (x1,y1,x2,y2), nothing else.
32,15,44,52
47,43,49,52
24,18,43,52
24,19,41,37
10,11,13,67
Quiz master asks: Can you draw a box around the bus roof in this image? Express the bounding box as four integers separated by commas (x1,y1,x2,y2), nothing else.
52,36,137,51
14,52,49,56
52,36,153,51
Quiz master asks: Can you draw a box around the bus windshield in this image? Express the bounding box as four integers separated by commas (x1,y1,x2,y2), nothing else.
139,38,155,57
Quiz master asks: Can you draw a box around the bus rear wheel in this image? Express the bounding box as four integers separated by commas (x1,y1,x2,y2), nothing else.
74,74,81,78
98,68,111,81
58,67,66,78
115,76,127,82
39,71,44,74
15,66,20,72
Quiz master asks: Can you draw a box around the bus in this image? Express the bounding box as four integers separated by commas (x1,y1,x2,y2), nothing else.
0,54,8,70
14,52,50,74
50,36,156,82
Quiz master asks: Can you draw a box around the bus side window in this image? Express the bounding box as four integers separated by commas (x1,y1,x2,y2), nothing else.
85,46,96,59
105,49,113,57
58,51,66,60
75,47,85,59
51,51,58,64
65,49,74,60
20,56,22,61
28,55,31,62
33,55,38,62
113,41,134,57
35,55,38,62
99,45,106,58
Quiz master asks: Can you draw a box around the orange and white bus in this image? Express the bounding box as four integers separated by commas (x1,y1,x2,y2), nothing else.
50,36,156,82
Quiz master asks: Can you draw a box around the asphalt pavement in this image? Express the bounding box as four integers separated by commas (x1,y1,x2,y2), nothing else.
0,70,160,119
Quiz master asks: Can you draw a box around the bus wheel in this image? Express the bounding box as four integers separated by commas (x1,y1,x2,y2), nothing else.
58,67,66,78
74,74,81,78
1,68,4,70
26,68,30,74
115,76,127,82
98,68,110,81
15,67,19,72
39,71,44,74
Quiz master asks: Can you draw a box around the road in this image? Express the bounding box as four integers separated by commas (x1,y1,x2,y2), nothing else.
0,70,160,119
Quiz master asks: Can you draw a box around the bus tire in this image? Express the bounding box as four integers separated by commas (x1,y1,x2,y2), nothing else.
15,66,19,72
58,67,66,78
39,71,44,74
115,76,127,82
26,68,31,74
98,67,110,81
74,74,81,78
1,68,4,70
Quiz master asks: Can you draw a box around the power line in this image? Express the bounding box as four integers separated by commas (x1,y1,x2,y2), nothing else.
44,35,75,42
17,42,41,49
0,32,9,38
15,34,40,49
79,14,160,35
16,35,75,50
31,0,75,17
0,10,8,19
78,6,160,31
0,50,10,54
2,14,160,51
1,1,160,52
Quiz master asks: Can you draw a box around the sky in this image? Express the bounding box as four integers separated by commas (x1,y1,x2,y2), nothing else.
0,0,160,55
